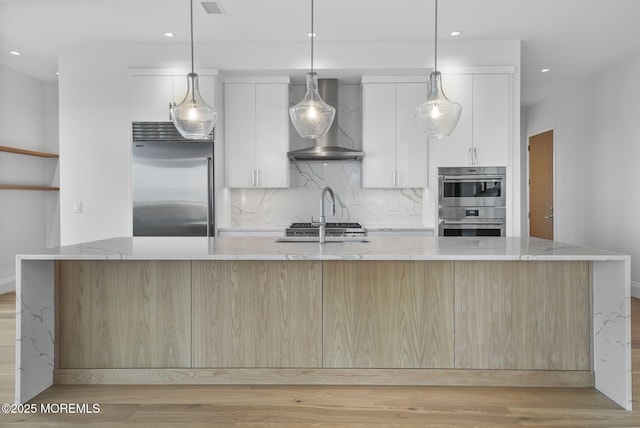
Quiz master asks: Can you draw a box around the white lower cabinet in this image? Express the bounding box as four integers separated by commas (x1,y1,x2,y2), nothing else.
224,79,290,188
436,73,511,167
362,79,429,188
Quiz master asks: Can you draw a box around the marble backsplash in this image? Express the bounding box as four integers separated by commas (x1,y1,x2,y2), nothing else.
230,162,423,228
229,82,425,228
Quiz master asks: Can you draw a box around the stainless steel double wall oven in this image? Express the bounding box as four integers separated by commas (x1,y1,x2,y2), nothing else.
438,166,506,236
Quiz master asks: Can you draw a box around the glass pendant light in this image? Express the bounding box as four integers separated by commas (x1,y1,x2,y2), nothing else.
414,0,461,138
289,0,336,139
170,0,217,139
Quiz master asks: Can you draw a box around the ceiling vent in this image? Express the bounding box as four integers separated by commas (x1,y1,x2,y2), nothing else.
201,1,225,14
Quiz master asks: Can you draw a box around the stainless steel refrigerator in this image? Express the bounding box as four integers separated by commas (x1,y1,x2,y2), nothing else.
132,122,214,236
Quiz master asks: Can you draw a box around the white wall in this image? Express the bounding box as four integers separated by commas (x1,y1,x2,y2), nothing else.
58,40,520,244
524,51,640,295
0,65,59,292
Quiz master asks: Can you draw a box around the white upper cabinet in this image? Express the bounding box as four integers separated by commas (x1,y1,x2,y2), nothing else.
225,83,255,188
362,83,396,188
396,83,430,187
254,84,290,187
129,76,174,122
362,79,429,188
472,74,511,166
436,73,511,167
224,79,290,188
129,72,216,122
433,74,473,164
173,74,215,110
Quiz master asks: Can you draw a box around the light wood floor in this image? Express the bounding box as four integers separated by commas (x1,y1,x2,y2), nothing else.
1,291,639,427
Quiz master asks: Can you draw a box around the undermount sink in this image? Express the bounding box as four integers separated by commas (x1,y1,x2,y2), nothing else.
275,236,370,243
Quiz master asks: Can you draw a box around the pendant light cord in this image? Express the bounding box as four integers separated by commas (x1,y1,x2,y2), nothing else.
434,0,438,72
310,0,314,73
190,0,195,74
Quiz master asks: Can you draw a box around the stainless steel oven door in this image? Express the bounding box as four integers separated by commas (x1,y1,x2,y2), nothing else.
439,206,505,220
438,168,506,207
439,219,505,237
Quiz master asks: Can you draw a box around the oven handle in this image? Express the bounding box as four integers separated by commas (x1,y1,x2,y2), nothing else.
441,175,505,181
440,220,504,225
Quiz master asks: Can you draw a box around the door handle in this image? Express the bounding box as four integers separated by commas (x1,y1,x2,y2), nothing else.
544,207,554,220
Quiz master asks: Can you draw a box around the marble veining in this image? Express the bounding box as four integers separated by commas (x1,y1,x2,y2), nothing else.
17,236,629,261
15,237,632,410
16,260,55,404
591,260,632,410
230,162,424,228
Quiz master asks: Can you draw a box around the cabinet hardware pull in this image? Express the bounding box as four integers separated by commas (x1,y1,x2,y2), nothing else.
442,175,504,181
206,157,213,237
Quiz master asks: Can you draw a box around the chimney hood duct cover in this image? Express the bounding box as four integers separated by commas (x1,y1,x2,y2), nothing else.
287,79,364,161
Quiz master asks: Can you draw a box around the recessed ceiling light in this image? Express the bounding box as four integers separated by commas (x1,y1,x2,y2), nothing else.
307,32,317,38
163,32,176,38
450,31,461,37
541,68,550,73
9,51,22,56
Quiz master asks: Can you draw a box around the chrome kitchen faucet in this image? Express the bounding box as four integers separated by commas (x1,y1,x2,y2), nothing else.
313,186,336,244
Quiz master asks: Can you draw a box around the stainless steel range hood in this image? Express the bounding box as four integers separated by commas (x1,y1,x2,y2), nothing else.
287,79,364,161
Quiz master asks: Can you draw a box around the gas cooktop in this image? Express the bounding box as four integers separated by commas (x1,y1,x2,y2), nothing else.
289,222,362,229
286,222,366,237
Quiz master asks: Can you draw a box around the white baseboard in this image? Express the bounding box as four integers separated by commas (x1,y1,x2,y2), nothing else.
632,281,640,299
0,277,16,294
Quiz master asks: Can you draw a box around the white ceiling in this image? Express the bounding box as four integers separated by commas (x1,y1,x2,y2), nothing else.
2,0,640,106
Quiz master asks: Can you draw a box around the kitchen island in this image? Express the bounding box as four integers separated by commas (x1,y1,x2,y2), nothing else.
15,236,631,410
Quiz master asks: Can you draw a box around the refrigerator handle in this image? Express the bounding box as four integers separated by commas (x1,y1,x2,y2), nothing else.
207,157,214,237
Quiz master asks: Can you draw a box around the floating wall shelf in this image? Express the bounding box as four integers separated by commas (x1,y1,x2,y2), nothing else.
0,145,59,191
0,145,59,158
0,185,60,191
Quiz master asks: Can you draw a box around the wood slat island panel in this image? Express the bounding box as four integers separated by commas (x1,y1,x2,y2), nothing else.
57,260,191,368
192,260,322,368
455,261,591,370
323,261,455,368
19,237,630,408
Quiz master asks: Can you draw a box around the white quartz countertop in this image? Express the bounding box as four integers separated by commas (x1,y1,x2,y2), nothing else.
17,236,629,261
